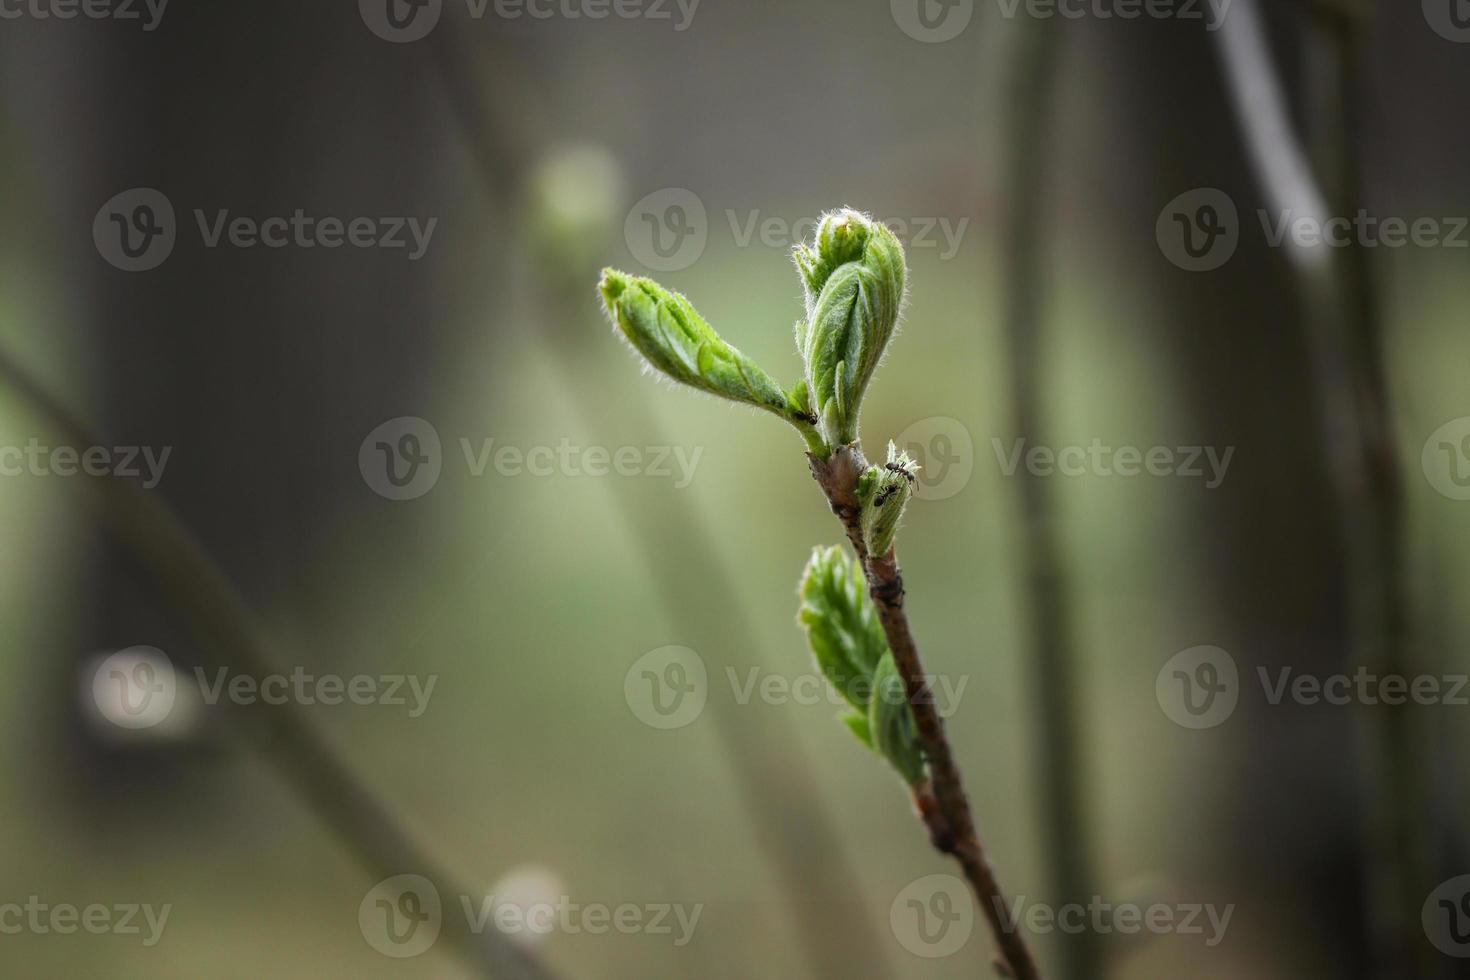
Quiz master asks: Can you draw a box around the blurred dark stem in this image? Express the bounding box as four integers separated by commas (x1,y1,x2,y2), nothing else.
1310,7,1423,978
0,347,558,980
998,16,1099,980
1216,2,1422,975
809,446,1042,980
429,29,892,980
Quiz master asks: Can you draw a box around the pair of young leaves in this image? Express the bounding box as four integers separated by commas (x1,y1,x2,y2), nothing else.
599,209,926,785
598,208,903,458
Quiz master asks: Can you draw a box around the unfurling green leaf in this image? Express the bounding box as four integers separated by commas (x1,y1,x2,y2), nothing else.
793,210,906,447
798,545,885,711
869,652,926,786
598,269,824,452
798,545,925,784
858,442,920,557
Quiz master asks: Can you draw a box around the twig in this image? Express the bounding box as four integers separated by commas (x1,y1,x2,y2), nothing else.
0,346,559,980
998,15,1099,980
810,445,1042,980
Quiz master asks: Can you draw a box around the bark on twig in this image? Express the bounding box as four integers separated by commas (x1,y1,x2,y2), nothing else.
810,444,1043,980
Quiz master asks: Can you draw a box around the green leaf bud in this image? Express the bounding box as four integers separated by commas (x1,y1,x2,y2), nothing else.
793,210,907,446
859,442,920,557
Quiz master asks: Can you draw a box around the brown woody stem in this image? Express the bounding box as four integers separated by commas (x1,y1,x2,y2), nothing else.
809,444,1042,980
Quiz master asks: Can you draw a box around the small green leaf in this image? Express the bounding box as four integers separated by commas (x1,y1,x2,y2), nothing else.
869,652,926,786
797,545,886,711
599,269,825,453
599,269,789,416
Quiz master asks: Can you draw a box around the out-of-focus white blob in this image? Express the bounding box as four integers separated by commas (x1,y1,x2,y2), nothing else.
489,864,566,946
80,646,202,743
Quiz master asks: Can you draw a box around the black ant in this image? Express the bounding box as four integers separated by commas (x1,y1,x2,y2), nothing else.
884,461,916,484
873,485,898,508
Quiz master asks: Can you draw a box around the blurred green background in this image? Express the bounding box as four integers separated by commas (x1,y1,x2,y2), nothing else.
0,0,1468,977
